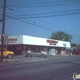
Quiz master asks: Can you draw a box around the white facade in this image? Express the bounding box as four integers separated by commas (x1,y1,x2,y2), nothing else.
0,35,23,45
0,35,71,48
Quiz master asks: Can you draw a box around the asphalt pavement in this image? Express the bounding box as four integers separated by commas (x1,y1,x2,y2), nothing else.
0,55,80,80
0,54,71,63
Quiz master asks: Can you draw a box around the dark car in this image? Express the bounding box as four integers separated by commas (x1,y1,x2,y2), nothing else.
66,49,73,55
73,49,80,55
66,49,80,55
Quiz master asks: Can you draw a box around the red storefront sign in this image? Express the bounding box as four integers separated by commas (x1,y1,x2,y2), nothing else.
47,39,58,45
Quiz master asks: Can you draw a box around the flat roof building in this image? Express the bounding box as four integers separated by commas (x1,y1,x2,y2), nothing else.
0,35,71,55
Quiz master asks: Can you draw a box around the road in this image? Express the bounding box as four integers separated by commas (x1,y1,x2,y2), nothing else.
0,55,80,80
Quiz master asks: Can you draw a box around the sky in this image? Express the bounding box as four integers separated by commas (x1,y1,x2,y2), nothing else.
0,0,80,44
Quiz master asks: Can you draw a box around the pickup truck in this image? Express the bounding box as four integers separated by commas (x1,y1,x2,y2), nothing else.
0,48,14,59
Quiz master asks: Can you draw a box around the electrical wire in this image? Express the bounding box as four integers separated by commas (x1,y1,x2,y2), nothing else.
6,15,56,32
7,0,80,7
6,12,80,38
6,11,80,19
7,7,80,19
7,2,80,8
13,9,80,16
7,7,80,38
6,15,80,39
14,12,80,18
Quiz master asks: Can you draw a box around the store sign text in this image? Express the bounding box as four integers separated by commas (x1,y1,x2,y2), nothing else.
47,40,58,45
8,38,17,43
0,38,17,43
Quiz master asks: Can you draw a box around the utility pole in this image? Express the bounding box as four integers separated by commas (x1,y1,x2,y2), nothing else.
1,0,6,62
5,35,8,50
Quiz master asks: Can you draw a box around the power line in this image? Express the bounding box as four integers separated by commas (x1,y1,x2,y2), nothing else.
6,15,80,39
15,9,80,16
7,8,80,16
6,15,56,32
6,13,80,38
7,2,80,8
7,0,80,7
7,7,80,18
6,12,67,33
15,12,80,18
7,11,80,19
7,8,80,38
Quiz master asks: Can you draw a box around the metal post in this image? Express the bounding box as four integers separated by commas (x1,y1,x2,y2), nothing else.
1,0,6,62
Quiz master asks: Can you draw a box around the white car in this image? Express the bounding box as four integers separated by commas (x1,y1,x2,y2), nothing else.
26,50,47,58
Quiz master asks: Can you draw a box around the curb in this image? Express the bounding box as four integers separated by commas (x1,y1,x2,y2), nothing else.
0,59,19,64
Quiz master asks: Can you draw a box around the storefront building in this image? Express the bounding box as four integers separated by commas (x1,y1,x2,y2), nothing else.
0,35,71,55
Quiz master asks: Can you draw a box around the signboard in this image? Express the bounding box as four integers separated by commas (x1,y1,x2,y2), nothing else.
0,38,17,43
8,38,17,43
63,43,67,47
47,39,58,45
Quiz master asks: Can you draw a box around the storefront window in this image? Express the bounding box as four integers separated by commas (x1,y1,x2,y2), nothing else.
40,47,42,50
43,47,48,51
16,46,21,51
28,47,30,50
23,45,26,50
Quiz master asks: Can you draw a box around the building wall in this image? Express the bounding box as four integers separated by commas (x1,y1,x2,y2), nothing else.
7,44,22,55
0,35,23,45
0,35,71,48
0,35,71,55
23,35,71,48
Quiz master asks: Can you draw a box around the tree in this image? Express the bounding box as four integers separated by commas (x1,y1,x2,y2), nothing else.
71,43,77,47
50,31,73,42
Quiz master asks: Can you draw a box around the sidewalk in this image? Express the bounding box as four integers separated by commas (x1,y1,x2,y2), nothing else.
0,54,74,65
0,59,19,64
48,54,70,56
0,56,49,65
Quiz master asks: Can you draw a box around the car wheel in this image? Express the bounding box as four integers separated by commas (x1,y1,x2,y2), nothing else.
28,54,32,57
7,54,13,59
40,54,44,58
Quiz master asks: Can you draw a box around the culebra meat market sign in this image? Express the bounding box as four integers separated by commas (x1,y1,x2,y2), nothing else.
0,38,17,43
47,39,58,45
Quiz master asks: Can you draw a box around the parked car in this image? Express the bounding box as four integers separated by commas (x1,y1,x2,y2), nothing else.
26,50,47,58
0,48,14,59
66,49,80,55
73,49,80,55
66,49,73,55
